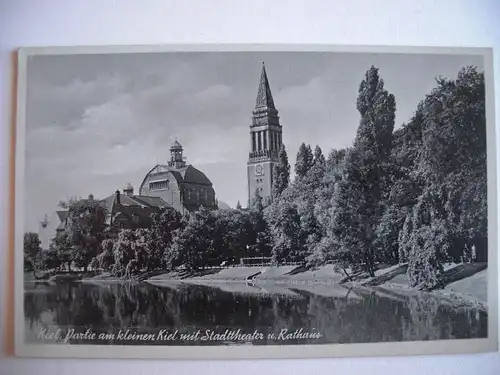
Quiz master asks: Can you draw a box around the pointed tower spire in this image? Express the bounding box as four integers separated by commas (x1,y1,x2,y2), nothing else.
247,62,283,208
255,62,275,109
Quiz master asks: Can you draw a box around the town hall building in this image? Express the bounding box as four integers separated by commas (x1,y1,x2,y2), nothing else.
247,63,283,207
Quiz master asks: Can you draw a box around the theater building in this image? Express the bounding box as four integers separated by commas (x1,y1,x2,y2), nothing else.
138,140,218,213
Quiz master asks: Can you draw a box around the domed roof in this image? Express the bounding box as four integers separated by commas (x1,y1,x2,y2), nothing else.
181,165,213,186
124,182,134,191
138,164,213,192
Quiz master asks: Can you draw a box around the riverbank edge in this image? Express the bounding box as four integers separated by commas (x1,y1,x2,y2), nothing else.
27,264,487,312
143,275,488,312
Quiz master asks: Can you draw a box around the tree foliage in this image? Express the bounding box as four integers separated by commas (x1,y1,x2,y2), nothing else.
66,194,108,272
273,145,291,198
295,143,314,180
24,232,41,274
38,65,487,292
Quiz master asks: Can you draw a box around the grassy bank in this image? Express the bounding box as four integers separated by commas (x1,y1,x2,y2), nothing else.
27,262,487,310
143,262,488,310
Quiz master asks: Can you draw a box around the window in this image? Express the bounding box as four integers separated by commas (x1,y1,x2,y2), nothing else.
149,180,169,190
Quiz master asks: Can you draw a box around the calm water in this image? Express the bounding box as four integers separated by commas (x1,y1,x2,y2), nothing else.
24,281,487,346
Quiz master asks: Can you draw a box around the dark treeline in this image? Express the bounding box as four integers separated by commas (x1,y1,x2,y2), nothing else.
24,65,487,290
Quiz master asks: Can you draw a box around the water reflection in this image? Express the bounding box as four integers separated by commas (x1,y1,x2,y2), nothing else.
24,281,487,346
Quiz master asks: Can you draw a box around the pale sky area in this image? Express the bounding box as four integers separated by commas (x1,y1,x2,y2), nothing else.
24,51,484,232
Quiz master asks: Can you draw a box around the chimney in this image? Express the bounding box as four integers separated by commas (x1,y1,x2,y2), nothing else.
115,189,121,205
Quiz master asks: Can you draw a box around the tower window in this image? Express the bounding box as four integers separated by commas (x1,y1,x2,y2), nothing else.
149,180,169,190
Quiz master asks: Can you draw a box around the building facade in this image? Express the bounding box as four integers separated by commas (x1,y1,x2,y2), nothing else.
139,140,217,213
100,186,172,230
247,63,283,207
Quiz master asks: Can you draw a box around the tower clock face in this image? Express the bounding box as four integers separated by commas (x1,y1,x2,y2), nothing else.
255,164,265,176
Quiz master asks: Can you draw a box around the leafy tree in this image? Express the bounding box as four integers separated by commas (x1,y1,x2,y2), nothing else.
95,238,115,272
303,145,327,195
354,66,396,160
132,228,151,273
404,190,450,290
49,232,73,271
313,145,326,165
416,66,487,263
250,189,272,258
295,143,314,180
171,208,215,270
24,232,41,276
268,201,302,264
375,178,421,264
40,248,61,271
111,229,138,277
148,208,184,270
272,145,290,198
331,149,376,275
330,66,396,277
314,148,346,233
298,198,323,261
215,208,253,262
65,194,107,272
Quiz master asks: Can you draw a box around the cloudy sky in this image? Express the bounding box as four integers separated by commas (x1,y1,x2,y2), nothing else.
23,50,483,232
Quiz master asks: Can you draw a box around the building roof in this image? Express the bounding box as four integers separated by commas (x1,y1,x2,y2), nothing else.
170,139,183,150
55,210,68,222
255,63,276,110
139,163,213,190
55,210,68,231
181,165,212,186
131,195,170,207
100,192,172,210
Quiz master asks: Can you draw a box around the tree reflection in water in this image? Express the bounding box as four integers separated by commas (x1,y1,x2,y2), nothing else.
24,281,487,346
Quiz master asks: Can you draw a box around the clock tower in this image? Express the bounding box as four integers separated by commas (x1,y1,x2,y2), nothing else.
247,63,283,207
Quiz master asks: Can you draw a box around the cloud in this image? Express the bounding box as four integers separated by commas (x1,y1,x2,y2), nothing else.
23,51,485,232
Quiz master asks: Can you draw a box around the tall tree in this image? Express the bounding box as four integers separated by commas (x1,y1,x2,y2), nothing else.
171,208,215,270
111,229,138,277
330,66,396,277
304,145,327,193
416,66,487,262
268,201,302,264
272,145,291,198
148,208,184,269
295,143,314,179
250,189,272,258
50,232,73,271
66,194,107,273
299,198,323,261
403,190,450,290
399,66,487,287
24,232,41,277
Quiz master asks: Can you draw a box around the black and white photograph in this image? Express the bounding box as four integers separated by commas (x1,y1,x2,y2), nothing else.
14,45,497,359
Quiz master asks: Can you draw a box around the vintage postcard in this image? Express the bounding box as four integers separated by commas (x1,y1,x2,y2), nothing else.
13,44,497,359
